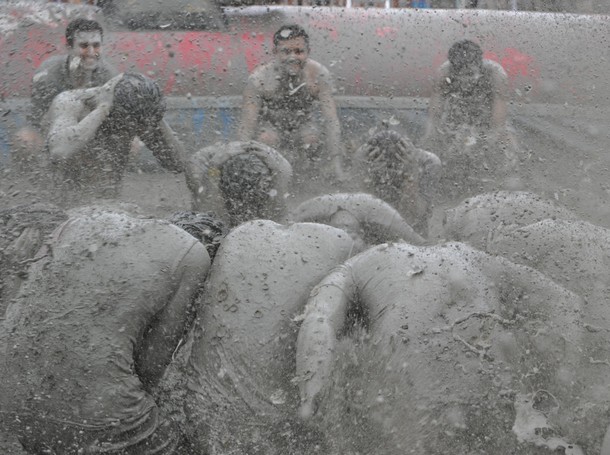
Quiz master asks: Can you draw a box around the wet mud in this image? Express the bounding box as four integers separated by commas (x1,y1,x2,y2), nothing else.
2,105,610,453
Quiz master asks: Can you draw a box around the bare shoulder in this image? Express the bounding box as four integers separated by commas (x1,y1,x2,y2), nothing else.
50,89,86,111
32,54,65,83
483,59,508,81
306,59,332,81
436,61,451,78
248,61,277,87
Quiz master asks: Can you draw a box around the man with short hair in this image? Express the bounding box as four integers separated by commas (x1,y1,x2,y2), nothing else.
188,140,292,227
0,209,224,454
14,18,117,163
238,24,345,183
47,72,194,207
422,40,519,200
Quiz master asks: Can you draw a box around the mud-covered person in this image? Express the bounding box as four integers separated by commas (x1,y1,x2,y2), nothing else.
182,218,357,454
188,141,292,227
0,209,225,454
355,130,441,236
47,72,196,207
13,19,117,170
297,242,586,454
238,24,345,186
291,192,425,247
422,40,519,200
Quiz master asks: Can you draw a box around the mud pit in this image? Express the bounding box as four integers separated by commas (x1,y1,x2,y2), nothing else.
2,103,610,453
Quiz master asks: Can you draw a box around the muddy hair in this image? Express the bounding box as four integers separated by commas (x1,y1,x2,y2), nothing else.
109,73,166,128
168,211,226,259
363,130,416,204
448,39,483,71
273,24,310,49
219,153,272,225
65,18,104,47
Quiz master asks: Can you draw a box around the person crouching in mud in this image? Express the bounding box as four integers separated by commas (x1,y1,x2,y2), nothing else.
238,24,346,185
47,72,196,207
0,209,224,454
422,40,520,201
355,130,441,236
297,242,587,454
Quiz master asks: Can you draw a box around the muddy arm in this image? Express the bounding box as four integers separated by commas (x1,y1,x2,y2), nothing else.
318,69,345,179
297,264,356,419
135,242,210,389
421,63,449,144
237,76,261,141
47,91,109,161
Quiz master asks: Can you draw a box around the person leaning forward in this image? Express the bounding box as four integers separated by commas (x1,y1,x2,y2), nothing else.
238,24,346,183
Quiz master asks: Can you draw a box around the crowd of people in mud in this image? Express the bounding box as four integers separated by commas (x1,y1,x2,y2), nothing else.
1,17,610,455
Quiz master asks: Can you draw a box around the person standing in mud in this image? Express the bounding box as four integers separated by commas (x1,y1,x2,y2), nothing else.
238,24,345,184
0,209,224,454
422,40,519,200
14,19,117,166
47,72,195,207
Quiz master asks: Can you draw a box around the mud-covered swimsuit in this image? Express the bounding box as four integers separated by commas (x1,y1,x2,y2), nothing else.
440,66,494,130
259,77,316,133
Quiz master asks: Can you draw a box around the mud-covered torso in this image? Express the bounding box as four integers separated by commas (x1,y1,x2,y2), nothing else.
440,65,494,130
51,123,132,205
187,221,353,414
258,69,317,132
322,243,585,453
0,212,200,425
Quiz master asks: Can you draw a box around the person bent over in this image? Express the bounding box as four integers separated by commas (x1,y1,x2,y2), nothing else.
291,192,425,247
0,209,224,454
188,140,292,227
183,219,356,454
297,242,587,453
355,130,441,235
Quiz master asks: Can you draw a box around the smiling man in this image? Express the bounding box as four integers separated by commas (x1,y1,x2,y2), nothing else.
14,19,117,161
238,24,345,182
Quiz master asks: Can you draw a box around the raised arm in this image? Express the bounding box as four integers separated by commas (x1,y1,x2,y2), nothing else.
135,240,210,389
422,62,449,145
47,75,122,162
316,66,344,180
488,61,509,131
296,264,356,419
140,119,189,173
47,92,108,162
237,75,262,141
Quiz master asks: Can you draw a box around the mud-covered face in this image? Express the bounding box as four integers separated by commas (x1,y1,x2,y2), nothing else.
274,37,309,77
70,31,102,71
